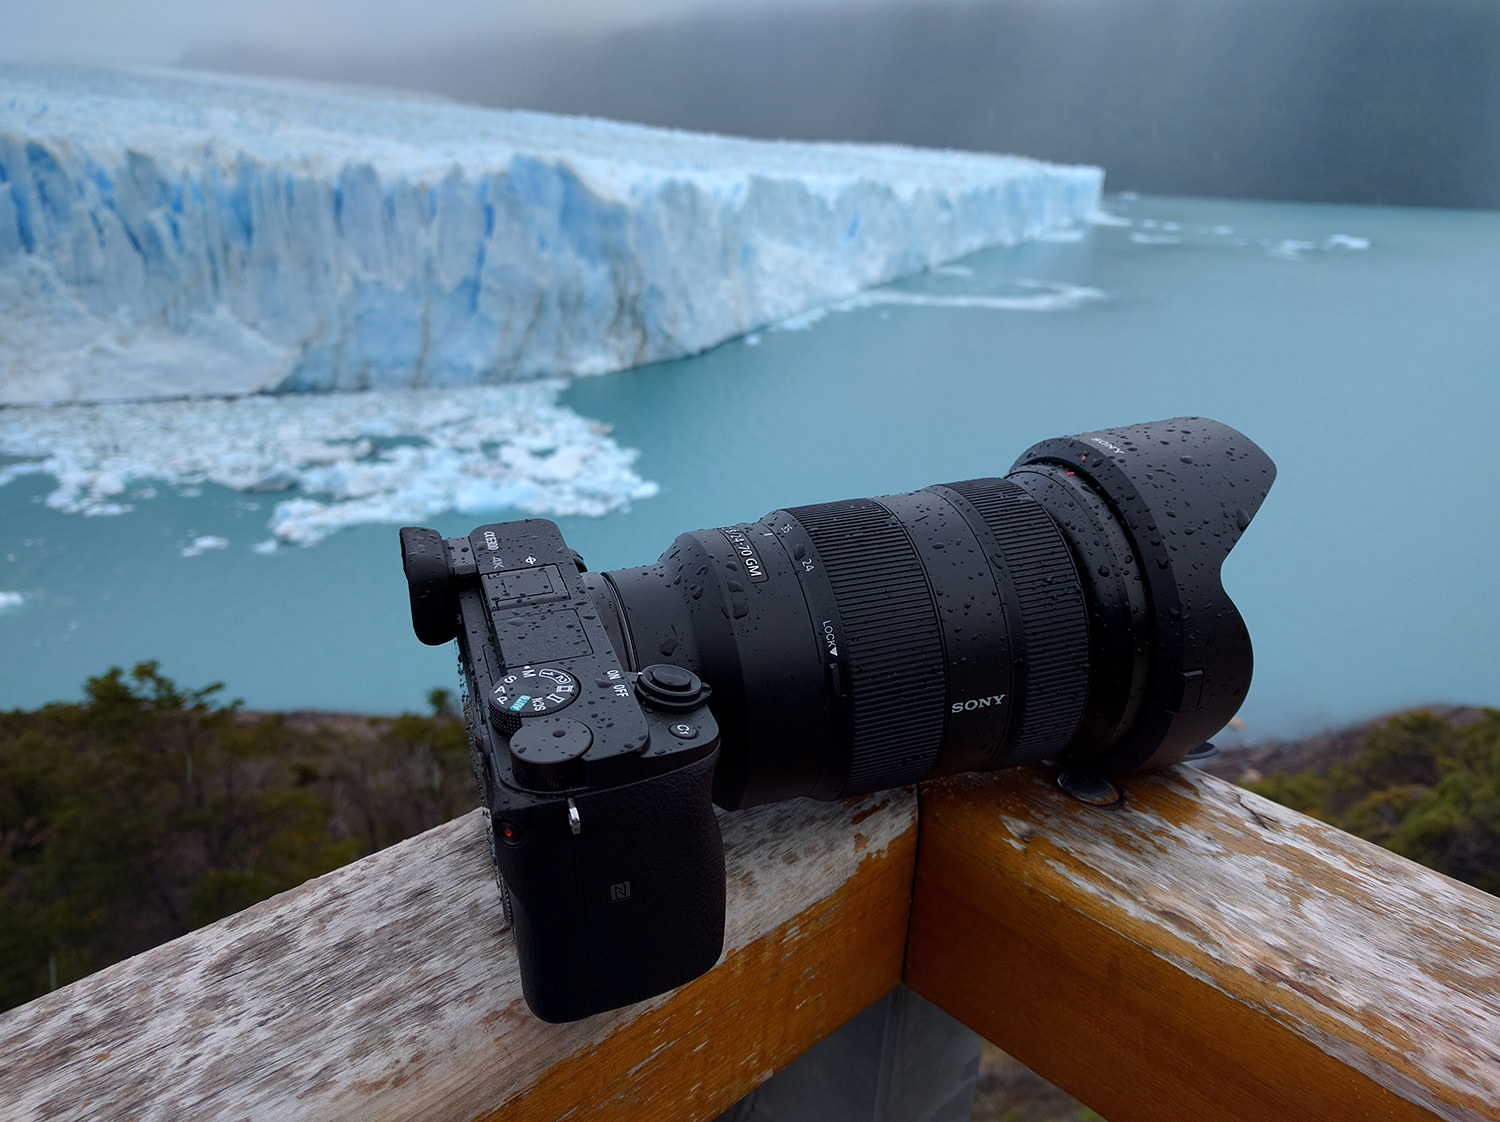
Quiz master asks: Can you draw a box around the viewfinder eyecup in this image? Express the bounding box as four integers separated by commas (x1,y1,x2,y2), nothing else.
400,525,459,646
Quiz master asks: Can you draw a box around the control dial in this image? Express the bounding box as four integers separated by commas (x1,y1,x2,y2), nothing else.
508,717,594,791
490,666,580,734
635,663,713,711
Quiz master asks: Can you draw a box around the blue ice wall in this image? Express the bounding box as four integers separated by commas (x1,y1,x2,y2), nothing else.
0,65,1103,403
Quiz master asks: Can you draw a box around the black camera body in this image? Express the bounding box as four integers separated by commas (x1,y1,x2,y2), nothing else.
400,519,725,1023
401,417,1276,1023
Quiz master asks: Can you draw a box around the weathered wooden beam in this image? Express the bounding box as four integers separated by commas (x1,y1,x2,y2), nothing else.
0,791,917,1122
905,766,1500,1122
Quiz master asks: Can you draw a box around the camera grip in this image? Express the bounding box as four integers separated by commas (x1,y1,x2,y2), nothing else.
491,750,726,1023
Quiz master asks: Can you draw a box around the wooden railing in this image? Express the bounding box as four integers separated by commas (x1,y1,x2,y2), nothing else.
2,766,1498,1121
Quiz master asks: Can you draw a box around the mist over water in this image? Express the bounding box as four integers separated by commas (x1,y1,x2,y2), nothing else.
3,193,1497,743
179,0,1500,210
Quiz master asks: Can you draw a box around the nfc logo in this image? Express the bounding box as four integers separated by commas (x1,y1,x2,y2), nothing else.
609,881,632,903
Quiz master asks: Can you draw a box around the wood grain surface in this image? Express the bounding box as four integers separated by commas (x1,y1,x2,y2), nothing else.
0,791,917,1122
905,765,1500,1122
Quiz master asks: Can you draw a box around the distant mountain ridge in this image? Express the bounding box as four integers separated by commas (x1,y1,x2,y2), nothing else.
181,0,1500,210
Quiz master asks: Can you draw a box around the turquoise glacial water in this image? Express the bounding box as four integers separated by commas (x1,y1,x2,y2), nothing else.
3,193,1498,743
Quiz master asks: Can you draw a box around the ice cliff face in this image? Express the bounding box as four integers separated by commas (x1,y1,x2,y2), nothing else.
0,65,1103,405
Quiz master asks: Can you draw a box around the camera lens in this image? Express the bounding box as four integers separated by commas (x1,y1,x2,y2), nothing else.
584,417,1274,809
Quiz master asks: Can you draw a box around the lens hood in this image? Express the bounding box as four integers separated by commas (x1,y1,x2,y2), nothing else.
1010,417,1276,773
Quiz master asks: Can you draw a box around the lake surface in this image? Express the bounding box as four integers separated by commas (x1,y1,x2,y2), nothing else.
3,193,1498,743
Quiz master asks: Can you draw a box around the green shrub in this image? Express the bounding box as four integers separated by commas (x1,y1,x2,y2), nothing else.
0,662,473,1011
1247,708,1500,895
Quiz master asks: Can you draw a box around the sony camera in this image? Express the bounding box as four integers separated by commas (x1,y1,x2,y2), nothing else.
400,416,1275,1022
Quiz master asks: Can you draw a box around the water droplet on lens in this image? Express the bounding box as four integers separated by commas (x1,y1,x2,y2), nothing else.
1180,456,1194,464
1096,564,1110,577
1235,508,1251,531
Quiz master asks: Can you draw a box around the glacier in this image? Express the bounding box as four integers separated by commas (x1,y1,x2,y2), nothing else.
0,64,1103,405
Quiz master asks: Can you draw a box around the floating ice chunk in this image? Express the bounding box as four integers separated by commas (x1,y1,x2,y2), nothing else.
770,278,1105,329
1088,209,1132,227
0,591,25,611
0,63,1104,405
932,264,975,277
181,536,230,557
1038,227,1087,243
0,383,659,547
770,308,830,332
1130,233,1181,245
1267,234,1370,259
1268,239,1319,259
836,282,1107,314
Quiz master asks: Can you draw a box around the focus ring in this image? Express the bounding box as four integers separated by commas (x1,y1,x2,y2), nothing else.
786,498,946,796
944,478,1089,762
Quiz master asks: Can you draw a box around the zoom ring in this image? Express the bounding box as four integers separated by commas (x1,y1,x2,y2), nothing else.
945,478,1090,762
787,498,947,796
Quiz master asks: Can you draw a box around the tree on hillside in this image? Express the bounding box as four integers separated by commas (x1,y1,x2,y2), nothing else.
0,663,474,1011
1250,708,1500,895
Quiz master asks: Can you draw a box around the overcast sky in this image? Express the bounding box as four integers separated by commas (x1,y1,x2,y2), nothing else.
2,0,909,65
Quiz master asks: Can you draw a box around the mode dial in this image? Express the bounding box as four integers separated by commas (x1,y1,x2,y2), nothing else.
489,666,581,734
